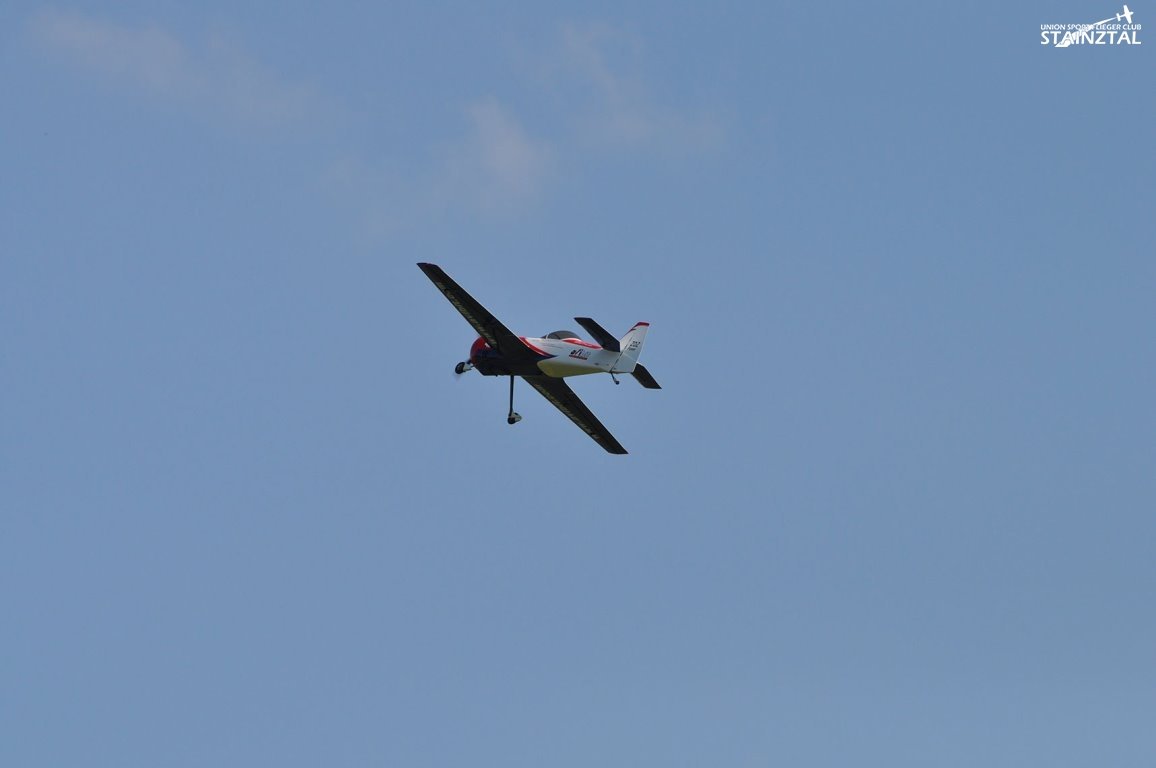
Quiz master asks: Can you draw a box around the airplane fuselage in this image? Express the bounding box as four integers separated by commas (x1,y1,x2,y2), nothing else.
469,335,638,378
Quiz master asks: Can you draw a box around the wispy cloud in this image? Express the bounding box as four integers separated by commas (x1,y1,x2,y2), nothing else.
27,10,722,236
327,100,553,237
326,22,723,236
28,9,319,127
556,22,724,151
446,100,555,210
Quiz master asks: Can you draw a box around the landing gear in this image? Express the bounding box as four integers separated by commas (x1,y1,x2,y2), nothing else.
454,361,474,374
506,375,522,425
610,372,621,385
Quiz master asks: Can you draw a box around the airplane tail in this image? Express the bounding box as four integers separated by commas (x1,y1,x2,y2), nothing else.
617,322,649,367
614,322,661,388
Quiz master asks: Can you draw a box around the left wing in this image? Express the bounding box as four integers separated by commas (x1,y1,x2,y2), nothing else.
525,377,628,455
417,263,537,362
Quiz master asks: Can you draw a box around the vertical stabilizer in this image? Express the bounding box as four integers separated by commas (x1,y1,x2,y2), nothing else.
612,322,649,372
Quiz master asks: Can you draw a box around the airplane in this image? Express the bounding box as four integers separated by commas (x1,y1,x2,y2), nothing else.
1119,4,1133,24
417,262,660,454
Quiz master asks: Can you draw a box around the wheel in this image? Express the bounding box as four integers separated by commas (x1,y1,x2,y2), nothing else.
507,413,522,425
455,362,466,374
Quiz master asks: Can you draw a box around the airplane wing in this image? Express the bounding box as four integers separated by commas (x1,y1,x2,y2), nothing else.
525,377,628,455
417,263,537,362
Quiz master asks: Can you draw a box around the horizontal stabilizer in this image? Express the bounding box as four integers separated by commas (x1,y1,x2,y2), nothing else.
574,317,620,352
632,363,661,389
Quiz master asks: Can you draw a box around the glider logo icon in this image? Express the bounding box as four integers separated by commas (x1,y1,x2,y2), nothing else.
1040,4,1142,46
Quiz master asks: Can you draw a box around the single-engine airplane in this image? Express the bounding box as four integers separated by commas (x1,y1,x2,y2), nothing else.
418,262,660,454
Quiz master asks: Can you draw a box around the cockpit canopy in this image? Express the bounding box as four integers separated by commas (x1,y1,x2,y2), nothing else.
545,330,582,340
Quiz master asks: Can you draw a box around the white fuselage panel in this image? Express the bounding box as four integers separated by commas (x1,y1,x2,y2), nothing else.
523,337,634,378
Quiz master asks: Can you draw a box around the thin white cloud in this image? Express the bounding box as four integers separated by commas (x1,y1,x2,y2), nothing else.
456,100,554,209
328,100,553,237
556,22,724,151
28,9,318,127
27,10,720,236
561,23,638,103
326,22,723,237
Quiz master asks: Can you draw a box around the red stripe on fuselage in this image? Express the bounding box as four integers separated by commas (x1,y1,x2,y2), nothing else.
520,337,552,357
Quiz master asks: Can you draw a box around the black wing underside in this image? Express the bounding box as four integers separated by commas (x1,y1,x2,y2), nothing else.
417,262,536,363
525,377,628,455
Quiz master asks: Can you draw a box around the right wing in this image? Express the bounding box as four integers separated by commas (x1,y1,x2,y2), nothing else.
417,263,536,361
525,377,628,455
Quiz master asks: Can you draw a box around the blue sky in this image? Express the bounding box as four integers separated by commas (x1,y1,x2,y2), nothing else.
2,2,1153,766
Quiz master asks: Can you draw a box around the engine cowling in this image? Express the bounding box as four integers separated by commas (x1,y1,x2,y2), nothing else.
469,336,490,363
